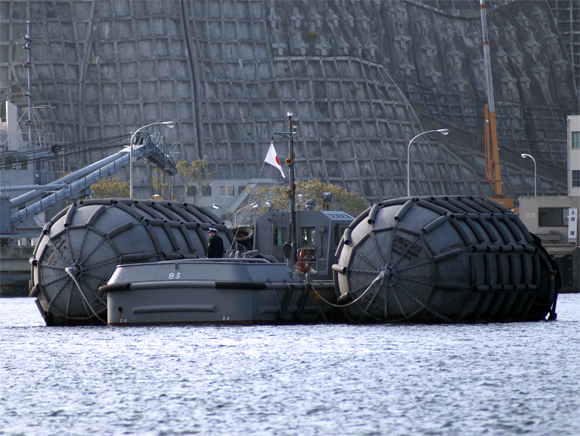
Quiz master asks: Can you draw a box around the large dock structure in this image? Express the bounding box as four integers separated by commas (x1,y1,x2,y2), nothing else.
1,1,577,203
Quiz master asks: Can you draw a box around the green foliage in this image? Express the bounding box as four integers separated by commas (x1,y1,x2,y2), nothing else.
244,179,368,218
177,159,215,204
151,159,214,203
90,176,130,199
150,172,176,201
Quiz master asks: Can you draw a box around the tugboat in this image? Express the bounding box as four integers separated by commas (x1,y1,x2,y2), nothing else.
100,257,327,325
99,204,355,326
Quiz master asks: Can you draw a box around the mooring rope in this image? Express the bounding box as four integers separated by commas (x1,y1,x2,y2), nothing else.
65,267,107,324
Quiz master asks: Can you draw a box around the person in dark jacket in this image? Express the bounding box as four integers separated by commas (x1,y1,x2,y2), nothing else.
207,227,224,258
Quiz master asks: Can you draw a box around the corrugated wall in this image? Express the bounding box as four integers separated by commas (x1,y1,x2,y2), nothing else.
1,0,577,202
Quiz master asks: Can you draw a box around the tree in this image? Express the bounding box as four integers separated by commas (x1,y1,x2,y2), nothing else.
150,170,176,201
243,179,368,218
151,159,214,203
90,176,130,198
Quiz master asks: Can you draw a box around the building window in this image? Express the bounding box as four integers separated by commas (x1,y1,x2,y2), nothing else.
573,171,580,188
201,185,212,197
220,185,234,196
273,228,286,246
538,208,568,227
572,131,580,149
187,186,197,197
3,156,16,169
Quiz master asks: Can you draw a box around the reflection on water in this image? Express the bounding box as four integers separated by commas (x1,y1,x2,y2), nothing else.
1,295,579,436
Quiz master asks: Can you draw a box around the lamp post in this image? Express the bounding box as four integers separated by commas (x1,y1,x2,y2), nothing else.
212,203,227,221
213,202,258,227
521,153,537,196
129,121,176,199
406,129,450,197
233,202,258,227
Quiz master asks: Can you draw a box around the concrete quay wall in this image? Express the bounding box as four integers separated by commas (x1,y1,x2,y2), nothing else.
0,246,33,296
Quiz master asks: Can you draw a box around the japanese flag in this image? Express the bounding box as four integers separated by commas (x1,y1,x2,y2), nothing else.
264,142,285,178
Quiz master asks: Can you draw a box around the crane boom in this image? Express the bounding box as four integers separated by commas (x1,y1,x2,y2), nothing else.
480,0,513,209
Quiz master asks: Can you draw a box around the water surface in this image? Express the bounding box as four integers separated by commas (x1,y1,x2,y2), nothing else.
1,295,579,435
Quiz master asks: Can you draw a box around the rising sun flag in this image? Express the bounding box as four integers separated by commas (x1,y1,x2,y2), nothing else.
264,142,285,178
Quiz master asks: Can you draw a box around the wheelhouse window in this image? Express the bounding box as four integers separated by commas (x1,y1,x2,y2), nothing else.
538,208,568,227
334,225,348,246
273,227,286,246
301,227,316,246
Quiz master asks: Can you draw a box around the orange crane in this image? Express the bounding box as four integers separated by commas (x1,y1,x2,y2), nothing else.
480,0,513,209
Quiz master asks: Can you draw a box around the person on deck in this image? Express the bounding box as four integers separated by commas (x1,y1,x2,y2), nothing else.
207,227,224,258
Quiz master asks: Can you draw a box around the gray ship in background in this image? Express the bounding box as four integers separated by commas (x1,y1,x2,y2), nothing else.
1,0,578,204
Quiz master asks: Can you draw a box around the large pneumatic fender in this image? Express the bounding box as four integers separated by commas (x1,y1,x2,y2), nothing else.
29,199,234,326
333,196,559,323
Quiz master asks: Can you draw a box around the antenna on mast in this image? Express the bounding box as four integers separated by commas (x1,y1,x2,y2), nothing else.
23,21,33,149
272,113,298,268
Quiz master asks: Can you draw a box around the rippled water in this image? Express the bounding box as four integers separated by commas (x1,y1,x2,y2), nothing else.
1,295,580,436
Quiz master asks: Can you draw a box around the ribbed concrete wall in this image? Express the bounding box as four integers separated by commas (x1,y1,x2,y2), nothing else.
1,0,577,203
549,0,580,95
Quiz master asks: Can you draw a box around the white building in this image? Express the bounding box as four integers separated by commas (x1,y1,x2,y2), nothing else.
568,115,580,196
186,177,282,227
519,115,580,245
518,114,580,292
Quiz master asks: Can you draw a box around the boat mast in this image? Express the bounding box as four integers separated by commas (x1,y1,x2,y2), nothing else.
272,113,298,269
286,113,297,269
23,21,33,150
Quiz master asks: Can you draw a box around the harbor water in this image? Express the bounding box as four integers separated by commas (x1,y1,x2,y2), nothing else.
1,295,579,436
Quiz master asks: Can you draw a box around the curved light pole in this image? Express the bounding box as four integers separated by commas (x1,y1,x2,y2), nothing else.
130,121,176,199
233,202,258,227
213,202,258,227
406,129,450,196
521,153,537,196
212,203,227,223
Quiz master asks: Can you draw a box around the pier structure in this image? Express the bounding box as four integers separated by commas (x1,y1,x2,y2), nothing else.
0,246,33,296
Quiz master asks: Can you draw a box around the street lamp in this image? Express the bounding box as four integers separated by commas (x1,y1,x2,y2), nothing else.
212,203,227,221
233,202,259,227
521,153,537,196
129,121,176,199
213,202,258,227
406,129,450,197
